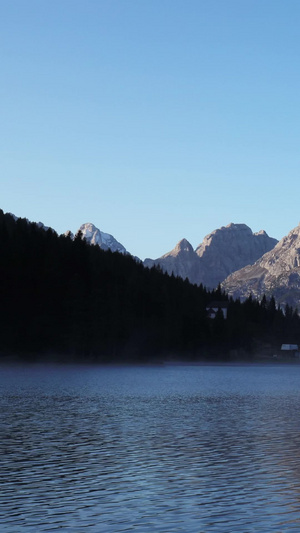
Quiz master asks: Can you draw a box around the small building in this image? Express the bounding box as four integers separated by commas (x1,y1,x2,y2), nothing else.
206,301,229,320
281,344,300,357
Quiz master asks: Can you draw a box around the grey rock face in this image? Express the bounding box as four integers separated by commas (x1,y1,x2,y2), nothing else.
195,223,278,289
144,238,201,285
144,223,278,289
222,223,300,308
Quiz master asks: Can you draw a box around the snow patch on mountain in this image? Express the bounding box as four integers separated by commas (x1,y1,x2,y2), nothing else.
65,222,127,254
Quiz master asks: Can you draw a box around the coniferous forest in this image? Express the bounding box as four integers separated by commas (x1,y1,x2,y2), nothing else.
0,210,299,363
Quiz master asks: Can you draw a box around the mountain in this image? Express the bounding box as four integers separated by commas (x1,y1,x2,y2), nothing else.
2,209,300,360
8,213,55,234
66,222,127,254
144,223,278,289
222,223,300,308
144,238,201,285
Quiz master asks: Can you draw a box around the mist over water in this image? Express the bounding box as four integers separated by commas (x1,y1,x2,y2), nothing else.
2,363,300,532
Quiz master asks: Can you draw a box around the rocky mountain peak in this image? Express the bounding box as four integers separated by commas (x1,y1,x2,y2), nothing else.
254,229,267,236
222,222,300,308
225,222,253,233
144,238,200,284
259,224,300,273
192,223,278,289
169,238,194,256
66,222,127,254
196,223,261,257
79,223,103,246
144,223,278,289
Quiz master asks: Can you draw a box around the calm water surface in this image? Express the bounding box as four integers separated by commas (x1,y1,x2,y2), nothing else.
2,363,300,532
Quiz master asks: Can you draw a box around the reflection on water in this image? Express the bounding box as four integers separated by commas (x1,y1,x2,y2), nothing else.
2,364,300,531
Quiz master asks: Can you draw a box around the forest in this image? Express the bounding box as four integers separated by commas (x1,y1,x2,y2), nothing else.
0,210,299,363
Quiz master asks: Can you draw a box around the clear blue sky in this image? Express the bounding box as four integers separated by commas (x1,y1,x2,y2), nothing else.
1,0,300,260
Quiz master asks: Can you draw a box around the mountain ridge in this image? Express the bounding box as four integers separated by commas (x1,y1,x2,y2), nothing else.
75,222,127,254
222,222,300,308
144,223,278,289
12,210,300,307
2,208,299,361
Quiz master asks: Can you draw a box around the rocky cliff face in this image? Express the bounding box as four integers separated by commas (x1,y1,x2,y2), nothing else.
144,238,201,285
195,223,278,289
221,223,300,308
144,223,278,289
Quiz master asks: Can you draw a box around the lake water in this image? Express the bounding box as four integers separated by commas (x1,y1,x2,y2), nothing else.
2,363,300,532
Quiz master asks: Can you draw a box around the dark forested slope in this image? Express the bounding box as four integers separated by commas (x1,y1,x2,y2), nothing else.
0,211,299,362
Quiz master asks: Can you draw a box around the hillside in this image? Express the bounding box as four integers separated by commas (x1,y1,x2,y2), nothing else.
0,210,299,361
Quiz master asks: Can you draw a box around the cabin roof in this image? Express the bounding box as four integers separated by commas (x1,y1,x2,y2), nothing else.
281,344,299,351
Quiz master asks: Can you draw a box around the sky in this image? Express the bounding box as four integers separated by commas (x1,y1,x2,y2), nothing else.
1,0,300,260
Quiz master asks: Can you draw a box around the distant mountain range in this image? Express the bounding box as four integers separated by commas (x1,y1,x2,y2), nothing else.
144,223,278,289
10,212,300,308
68,222,278,292
5,208,299,361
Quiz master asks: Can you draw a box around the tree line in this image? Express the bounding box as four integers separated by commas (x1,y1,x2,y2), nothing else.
0,210,299,362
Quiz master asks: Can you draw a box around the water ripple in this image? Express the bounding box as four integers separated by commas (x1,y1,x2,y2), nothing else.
2,364,300,531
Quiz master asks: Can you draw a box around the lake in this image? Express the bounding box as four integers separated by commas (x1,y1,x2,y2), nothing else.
1,363,300,532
